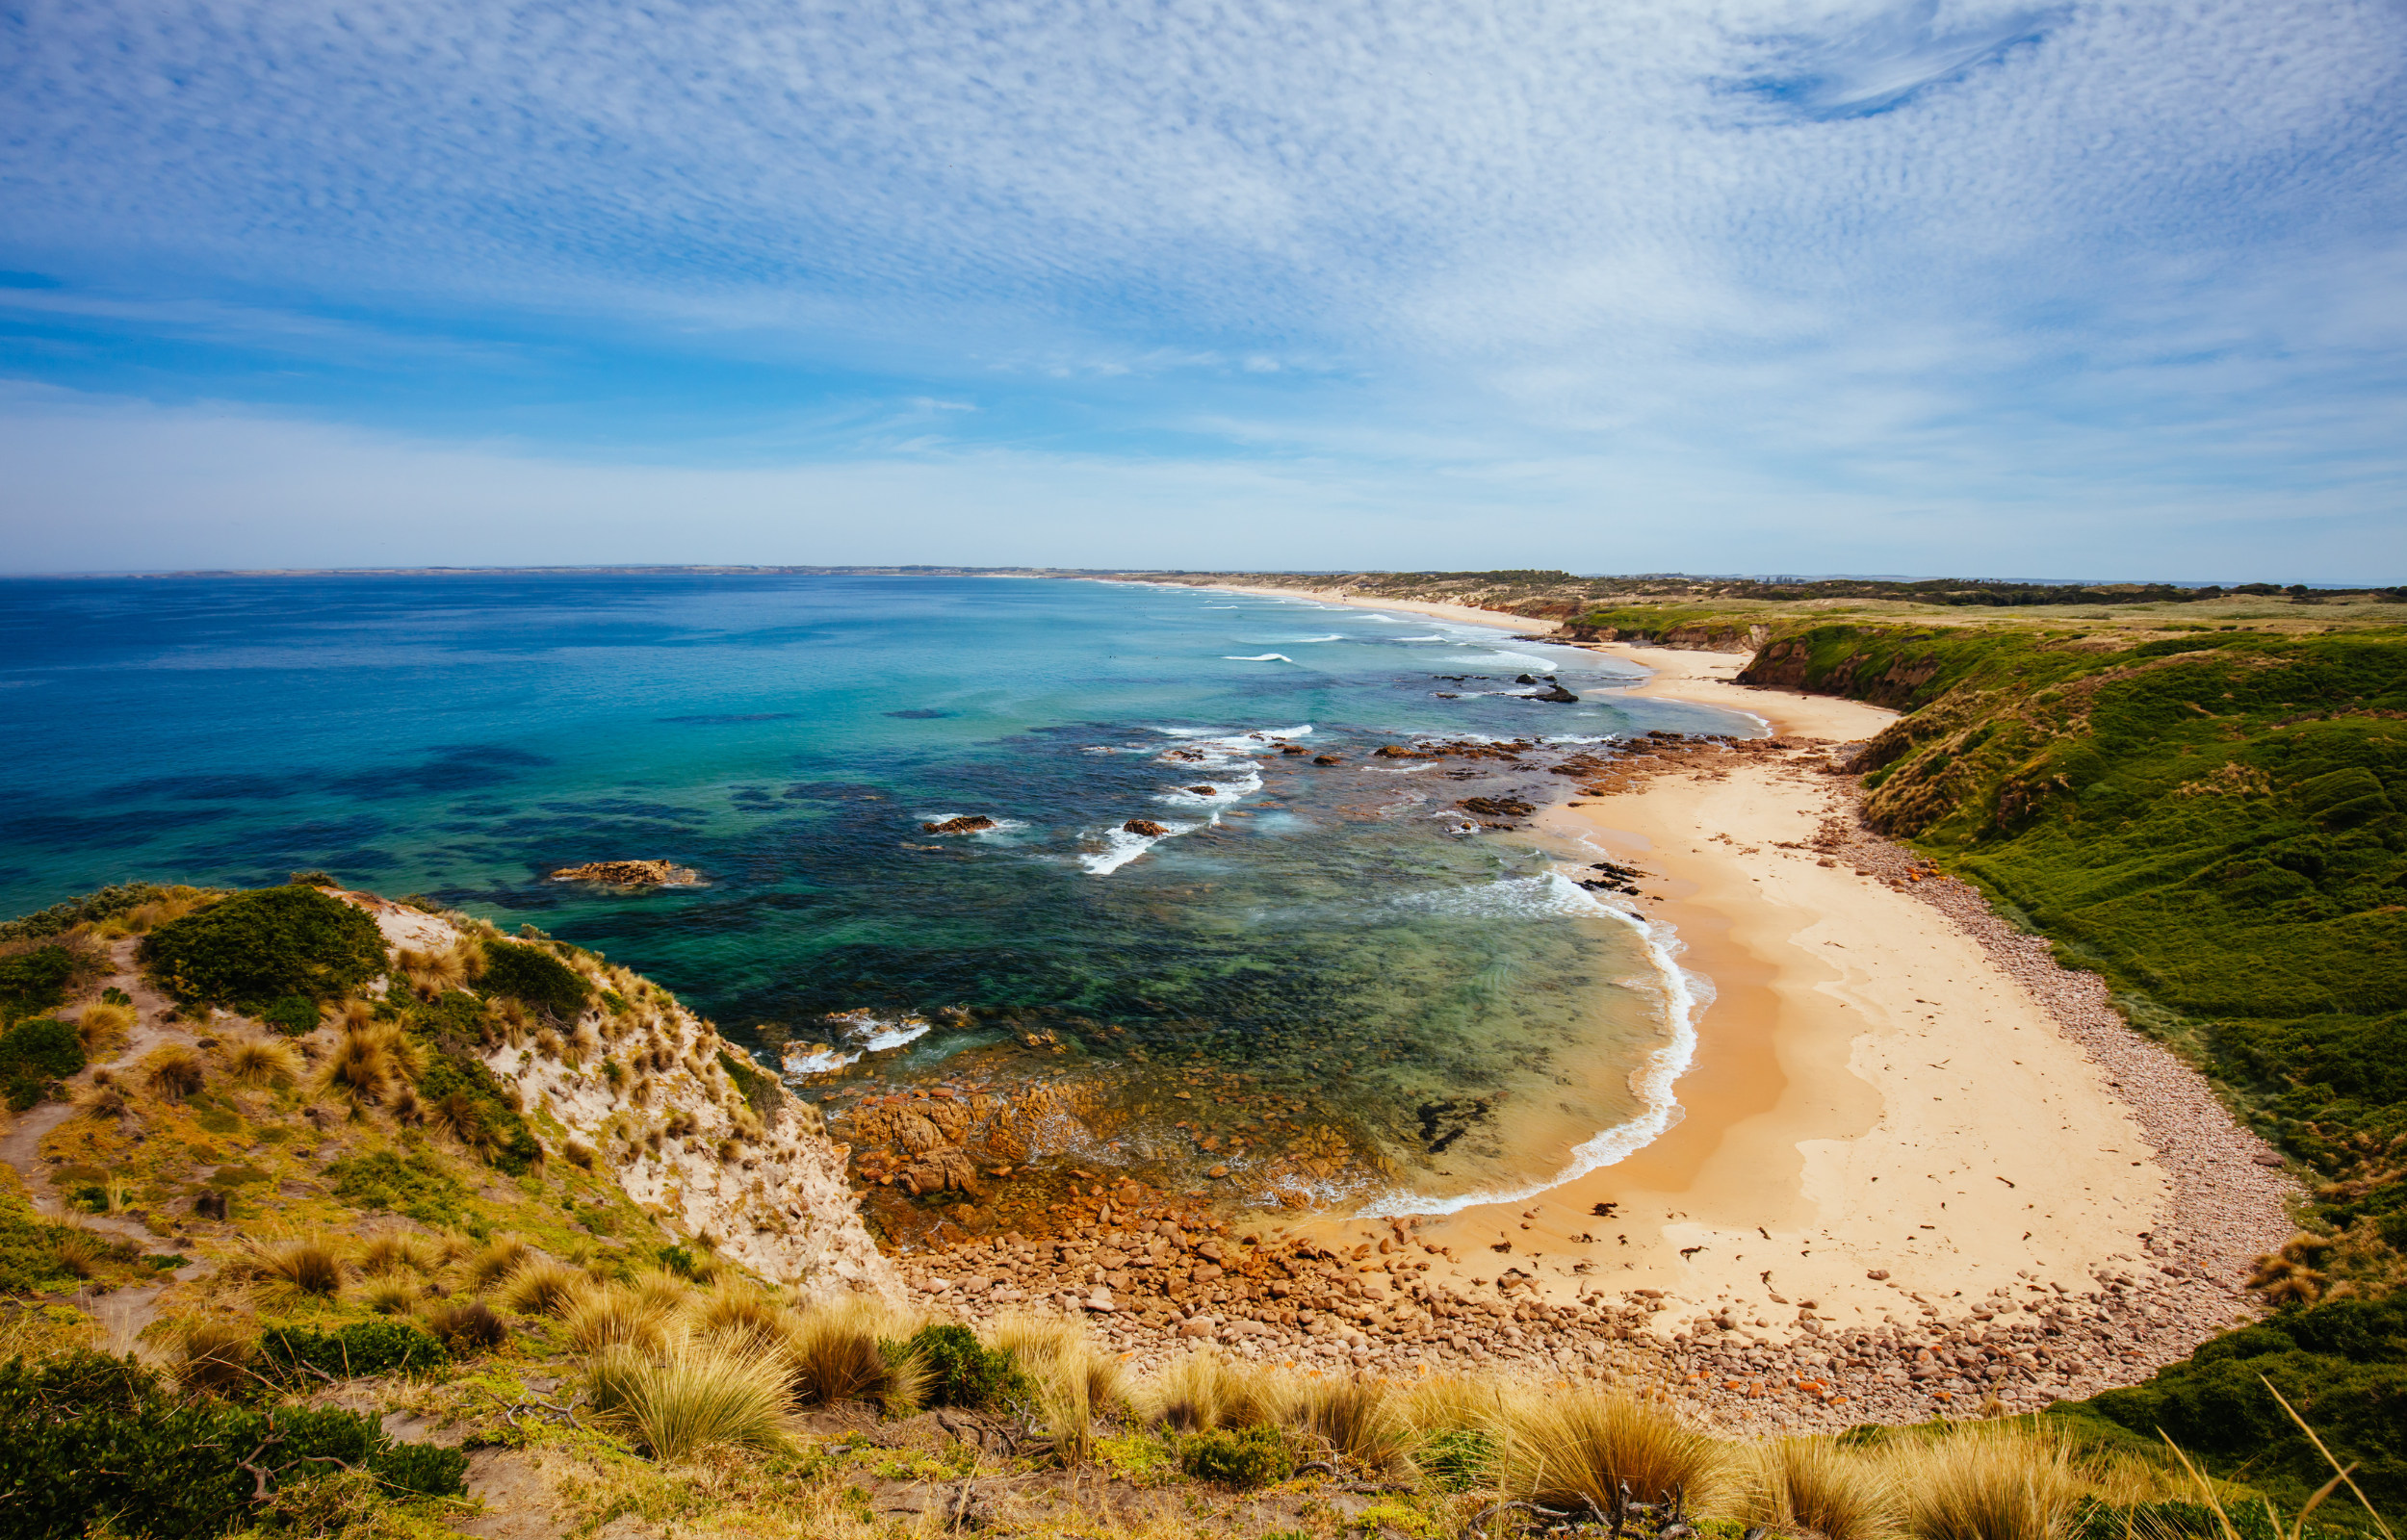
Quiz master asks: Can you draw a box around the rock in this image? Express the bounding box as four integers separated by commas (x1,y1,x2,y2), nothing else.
549,859,701,886
1312,755,1344,766
1178,1316,1218,1338
1866,1270,1891,1280
1187,785,1217,796
1084,1288,1117,1312
1524,684,1580,703
1459,797,1535,817
1124,818,1169,836
1281,745,1307,756
1207,1165,1229,1178
922,815,997,834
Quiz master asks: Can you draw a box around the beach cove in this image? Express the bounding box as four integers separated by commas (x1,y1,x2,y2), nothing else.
882,582,2301,1426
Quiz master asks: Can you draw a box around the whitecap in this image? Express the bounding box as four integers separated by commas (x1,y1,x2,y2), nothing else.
782,1043,862,1076
1223,654,1296,663
1287,634,1344,643
1390,634,1446,642
823,1009,937,1053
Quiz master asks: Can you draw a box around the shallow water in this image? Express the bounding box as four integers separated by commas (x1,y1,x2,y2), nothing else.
0,573,1751,1212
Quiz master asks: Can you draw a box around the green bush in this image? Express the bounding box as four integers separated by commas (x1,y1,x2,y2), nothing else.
0,947,79,1026
479,939,590,1018
256,994,319,1036
140,886,387,1007
906,1322,1031,1410
1178,1424,1295,1487
718,1047,781,1127
0,1017,84,1112
0,1349,464,1539
328,1147,471,1225
260,1320,449,1383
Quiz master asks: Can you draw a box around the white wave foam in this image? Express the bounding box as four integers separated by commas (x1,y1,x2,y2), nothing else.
782,1044,862,1075
823,1009,936,1053
1358,874,1711,1219
1288,634,1343,643
1079,819,1202,875
1391,634,1445,641
1389,871,1610,921
1224,654,1296,662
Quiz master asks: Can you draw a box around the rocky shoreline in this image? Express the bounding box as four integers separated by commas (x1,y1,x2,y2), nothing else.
863,746,2296,1431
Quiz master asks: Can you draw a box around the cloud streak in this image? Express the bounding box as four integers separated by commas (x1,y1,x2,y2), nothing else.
0,0,2401,574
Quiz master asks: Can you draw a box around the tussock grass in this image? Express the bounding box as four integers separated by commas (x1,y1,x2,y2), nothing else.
1140,1346,1281,1432
246,1237,347,1297
357,1232,439,1276
398,938,483,1000
1746,1436,1900,1540
587,1338,797,1461
988,1311,1127,1460
504,1257,592,1318
220,1034,303,1088
1490,1386,1726,1517
357,1276,421,1315
566,1284,678,1358
49,1228,109,1280
463,1235,531,1291
424,1298,508,1352
142,1043,206,1099
787,1295,925,1412
1285,1371,1416,1477
1890,1425,2084,1540
168,1316,259,1396
689,1282,789,1346
75,1000,136,1057
318,1019,425,1107
75,1079,129,1119
630,1269,697,1315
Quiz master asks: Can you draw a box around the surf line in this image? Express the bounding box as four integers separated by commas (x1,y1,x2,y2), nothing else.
1357,874,1710,1219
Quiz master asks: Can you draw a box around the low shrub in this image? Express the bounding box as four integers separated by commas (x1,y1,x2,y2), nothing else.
0,1017,83,1111
329,1148,471,1225
1178,1424,1295,1487
0,1348,463,1539
0,946,81,1025
908,1322,1031,1410
140,885,387,1008
415,1049,541,1174
260,1320,447,1382
1417,1425,1495,1492
479,939,590,1019
256,994,319,1036
0,884,168,945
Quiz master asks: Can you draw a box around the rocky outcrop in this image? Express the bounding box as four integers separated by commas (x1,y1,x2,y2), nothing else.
1122,818,1168,836
348,899,893,1296
547,860,701,886
922,815,997,834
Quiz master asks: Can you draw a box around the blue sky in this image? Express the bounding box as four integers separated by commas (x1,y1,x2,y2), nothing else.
2,0,2402,578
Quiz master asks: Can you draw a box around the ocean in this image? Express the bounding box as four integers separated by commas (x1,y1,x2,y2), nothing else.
0,572,1748,1223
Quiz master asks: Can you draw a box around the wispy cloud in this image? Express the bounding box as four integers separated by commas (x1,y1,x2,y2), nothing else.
0,0,2400,574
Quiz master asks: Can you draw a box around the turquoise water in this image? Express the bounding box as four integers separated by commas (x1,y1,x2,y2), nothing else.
0,573,1747,1212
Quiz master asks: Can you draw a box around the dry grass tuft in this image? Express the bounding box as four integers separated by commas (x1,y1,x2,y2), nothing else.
358,1276,422,1315
76,1000,137,1057
246,1237,347,1297
318,1019,426,1107
142,1043,207,1100
464,1235,532,1291
1140,1346,1281,1432
630,1269,697,1316
49,1228,109,1280
1490,1386,1727,1518
1891,1424,2085,1540
398,938,484,1000
425,1297,509,1352
565,1284,678,1358
1746,1436,1900,1540
689,1282,790,1346
505,1257,592,1318
76,1080,129,1119
358,1232,439,1276
787,1295,925,1412
988,1311,1128,1460
221,1035,304,1088
1285,1372,1416,1477
586,1339,797,1461
168,1316,260,1396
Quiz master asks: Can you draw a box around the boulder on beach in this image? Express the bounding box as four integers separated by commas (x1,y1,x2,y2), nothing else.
922,814,998,834
1124,818,1169,836
548,859,700,886
1459,796,1534,817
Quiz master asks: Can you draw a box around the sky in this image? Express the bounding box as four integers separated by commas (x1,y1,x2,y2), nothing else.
2,0,2403,579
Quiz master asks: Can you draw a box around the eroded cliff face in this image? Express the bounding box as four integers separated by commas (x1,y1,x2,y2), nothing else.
346,892,895,1296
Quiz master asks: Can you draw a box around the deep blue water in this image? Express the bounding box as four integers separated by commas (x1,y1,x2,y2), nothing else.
0,573,1746,1211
